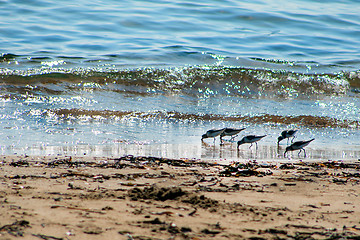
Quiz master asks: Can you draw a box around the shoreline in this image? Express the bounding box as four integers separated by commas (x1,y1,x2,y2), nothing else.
0,155,359,239
1,141,359,163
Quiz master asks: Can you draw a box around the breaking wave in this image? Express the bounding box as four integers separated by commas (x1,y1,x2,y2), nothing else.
1,66,359,99
48,108,360,129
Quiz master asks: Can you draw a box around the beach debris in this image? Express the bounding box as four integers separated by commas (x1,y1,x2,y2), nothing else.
101,206,113,211
143,217,164,225
128,186,186,201
263,228,288,235
67,182,83,190
79,223,103,235
149,211,175,216
188,208,197,216
128,186,219,209
0,220,30,237
279,163,296,169
140,218,185,235
180,227,192,233
118,230,133,235
219,163,273,177
181,193,219,209
32,233,64,240
50,205,105,214
9,160,29,167
201,228,221,235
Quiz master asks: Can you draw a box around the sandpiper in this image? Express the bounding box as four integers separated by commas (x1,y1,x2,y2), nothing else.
284,138,315,158
278,130,297,145
220,128,246,142
237,135,266,149
201,128,226,143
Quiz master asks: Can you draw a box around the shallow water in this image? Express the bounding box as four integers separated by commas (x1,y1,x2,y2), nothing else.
1,0,359,160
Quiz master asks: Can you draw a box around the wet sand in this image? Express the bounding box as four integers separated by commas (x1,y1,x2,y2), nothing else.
5,141,360,163
0,154,359,239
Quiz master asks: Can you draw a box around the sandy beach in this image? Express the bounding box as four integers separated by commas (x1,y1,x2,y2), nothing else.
0,154,359,240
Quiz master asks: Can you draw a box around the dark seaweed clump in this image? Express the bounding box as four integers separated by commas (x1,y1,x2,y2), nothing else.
128,186,186,201
128,186,219,209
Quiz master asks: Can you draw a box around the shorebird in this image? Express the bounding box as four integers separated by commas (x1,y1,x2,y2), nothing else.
201,128,226,143
237,135,266,150
278,130,297,145
284,138,315,158
220,128,246,142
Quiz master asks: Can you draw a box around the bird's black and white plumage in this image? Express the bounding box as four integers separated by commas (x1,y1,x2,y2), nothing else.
237,135,266,149
220,128,245,141
284,138,315,158
201,128,226,143
278,130,297,145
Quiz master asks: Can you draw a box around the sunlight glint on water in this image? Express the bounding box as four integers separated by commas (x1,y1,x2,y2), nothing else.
1,0,360,160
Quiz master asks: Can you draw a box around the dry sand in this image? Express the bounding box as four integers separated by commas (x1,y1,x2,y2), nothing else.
0,154,359,240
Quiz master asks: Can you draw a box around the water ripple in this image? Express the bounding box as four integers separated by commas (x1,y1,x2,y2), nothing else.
1,0,360,70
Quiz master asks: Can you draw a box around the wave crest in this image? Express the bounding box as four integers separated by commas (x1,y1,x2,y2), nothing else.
48,108,359,129
1,66,357,98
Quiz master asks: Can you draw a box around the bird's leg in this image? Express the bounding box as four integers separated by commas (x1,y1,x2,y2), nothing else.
220,136,224,145
298,149,302,157
255,142,258,150
285,150,292,159
277,144,281,156
249,143,253,149
303,148,307,158
291,136,295,143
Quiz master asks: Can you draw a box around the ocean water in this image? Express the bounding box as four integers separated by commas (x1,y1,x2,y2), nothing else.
1,0,359,161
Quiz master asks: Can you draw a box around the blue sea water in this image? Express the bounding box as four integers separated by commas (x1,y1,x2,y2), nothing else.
0,0,359,160
2,0,360,70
